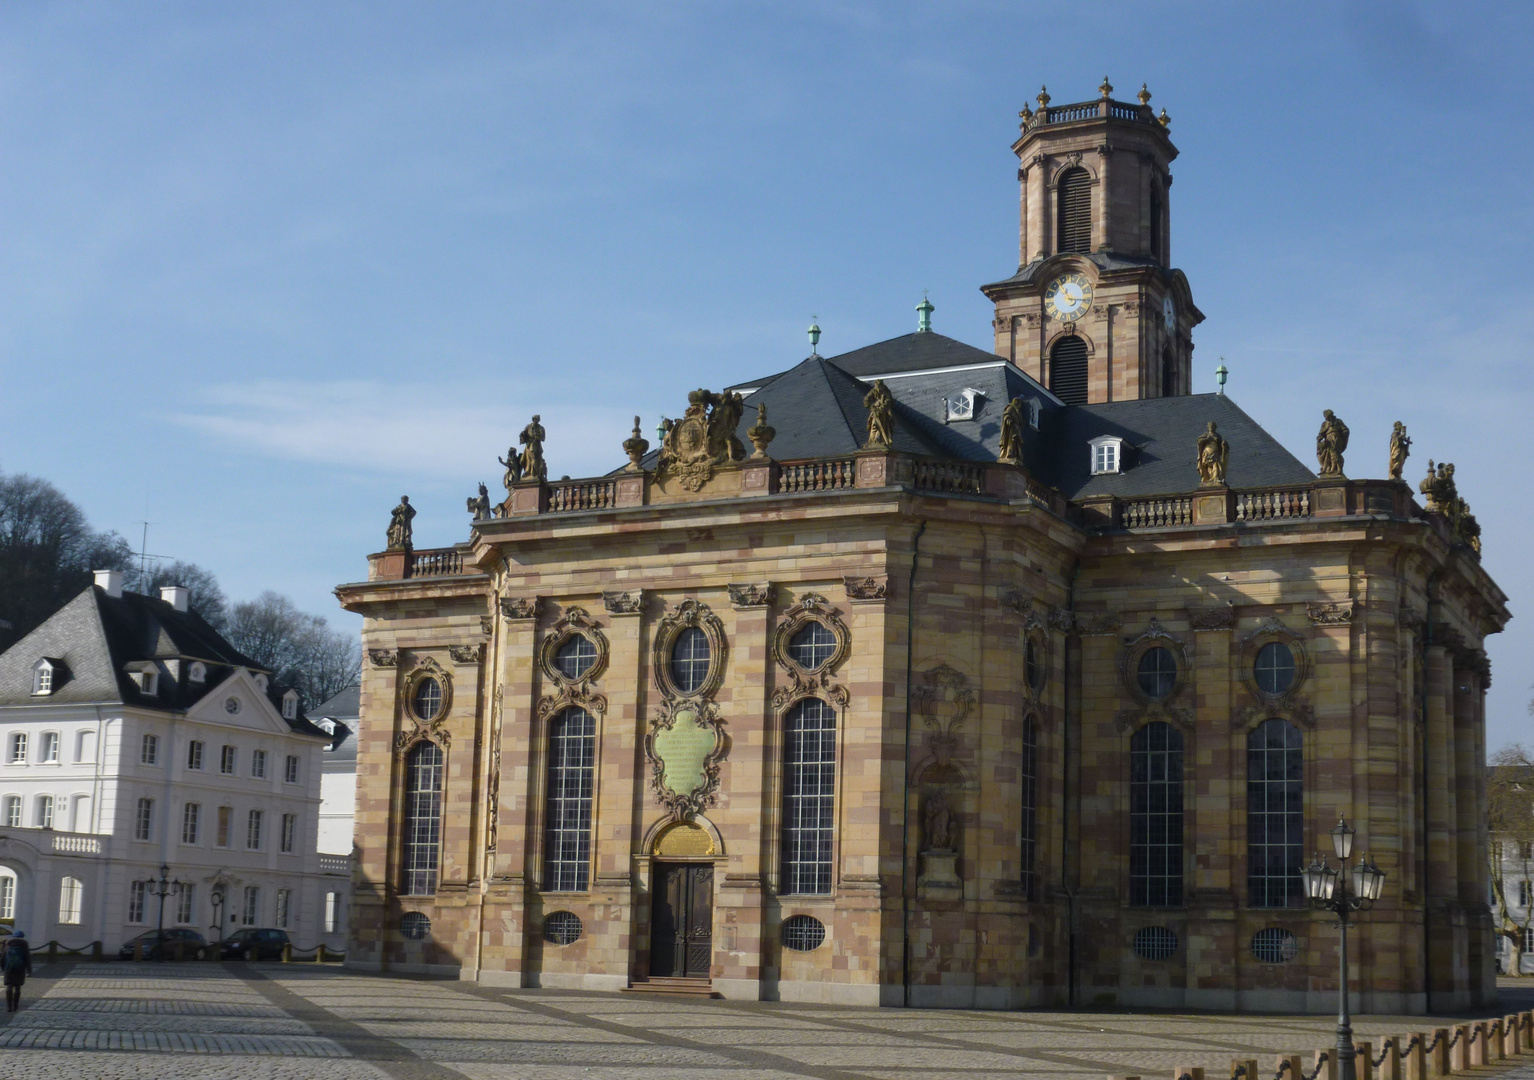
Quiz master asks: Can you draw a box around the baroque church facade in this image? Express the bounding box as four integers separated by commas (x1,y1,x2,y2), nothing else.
338,83,1508,1011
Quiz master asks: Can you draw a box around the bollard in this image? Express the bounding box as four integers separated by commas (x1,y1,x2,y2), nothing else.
1449,1025,1470,1072
282,943,291,963
1431,1028,1450,1075
92,940,102,962
1489,1019,1505,1062
48,941,57,963
1404,1033,1427,1080
1505,1014,1521,1057
316,943,326,964
1311,1049,1336,1080
1356,1041,1373,1080
1236,1058,1261,1080
1278,1054,1304,1080
1381,1037,1402,1080
1523,1012,1534,1053
133,941,142,962
1172,1068,1204,1080
1469,1023,1488,1068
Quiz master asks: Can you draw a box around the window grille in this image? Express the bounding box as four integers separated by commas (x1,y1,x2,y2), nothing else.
251,750,267,779
281,813,297,853
242,885,260,925
412,677,442,721
275,888,291,929
1049,336,1089,406
670,628,711,694
1130,722,1184,907
788,621,837,671
141,733,158,765
176,885,195,924
128,880,147,923
1248,718,1304,907
1133,925,1178,960
544,911,583,945
285,755,299,783
1254,642,1296,695
247,809,263,850
36,794,53,828
1137,647,1177,700
554,634,598,680
542,708,595,892
1251,927,1299,963
401,911,430,940
781,914,826,951
1020,717,1038,901
8,733,25,763
134,798,153,841
182,802,200,844
402,741,445,895
220,745,236,774
188,740,204,770
781,698,836,895
1056,166,1092,253
41,732,59,763
58,877,82,924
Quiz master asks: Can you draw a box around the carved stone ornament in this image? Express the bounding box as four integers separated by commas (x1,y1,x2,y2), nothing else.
395,656,453,753
602,590,644,615
727,583,773,609
536,682,608,722
1122,301,1141,319
1077,612,1121,636
843,575,889,602
644,697,728,821
1000,589,1032,616
1398,605,1426,632
1048,609,1076,633
485,685,503,855
537,606,610,690
911,664,974,781
479,615,494,636
1189,603,1236,631
1232,618,1314,729
653,599,728,700
656,389,747,492
449,643,484,665
1307,600,1354,626
993,314,1014,332
369,648,399,667
1118,618,1191,714
501,596,540,621
1022,312,1042,329
770,593,851,712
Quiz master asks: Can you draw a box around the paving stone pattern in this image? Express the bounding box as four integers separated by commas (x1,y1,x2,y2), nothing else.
3,962,1534,1080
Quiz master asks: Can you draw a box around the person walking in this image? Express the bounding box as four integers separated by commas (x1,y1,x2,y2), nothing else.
3,931,32,1012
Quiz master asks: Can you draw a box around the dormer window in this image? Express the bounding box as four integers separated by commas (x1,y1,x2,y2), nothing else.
32,659,57,696
189,662,206,684
1089,435,1124,475
253,673,268,693
944,388,983,423
282,690,298,721
125,662,159,696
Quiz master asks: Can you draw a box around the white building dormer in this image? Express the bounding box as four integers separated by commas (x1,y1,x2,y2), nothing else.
32,658,60,696
1089,434,1125,475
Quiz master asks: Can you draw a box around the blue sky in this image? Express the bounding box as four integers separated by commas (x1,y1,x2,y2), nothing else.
1,2,1530,749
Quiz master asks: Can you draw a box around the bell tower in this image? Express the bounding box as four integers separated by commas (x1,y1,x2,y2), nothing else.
980,79,1204,404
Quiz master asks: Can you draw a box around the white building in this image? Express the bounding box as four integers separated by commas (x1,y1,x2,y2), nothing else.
0,571,350,953
1493,837,1534,974
308,685,358,858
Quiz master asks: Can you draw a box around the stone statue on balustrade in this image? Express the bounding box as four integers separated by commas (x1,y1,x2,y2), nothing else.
863,379,895,450
1196,421,1229,486
497,445,522,491
998,397,1025,465
386,496,415,552
466,483,492,521
518,415,548,482
706,390,747,463
1316,409,1349,478
1388,421,1411,481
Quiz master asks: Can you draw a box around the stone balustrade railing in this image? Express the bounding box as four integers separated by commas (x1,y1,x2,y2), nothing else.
1124,496,1193,529
318,854,351,875
549,478,617,513
1236,488,1311,521
50,831,103,855
780,459,854,492
1024,97,1159,133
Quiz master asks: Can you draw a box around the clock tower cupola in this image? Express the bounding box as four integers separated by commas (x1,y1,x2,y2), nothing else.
980,79,1204,404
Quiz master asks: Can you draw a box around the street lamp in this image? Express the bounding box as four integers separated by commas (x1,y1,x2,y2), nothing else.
1303,817,1387,1080
146,863,187,962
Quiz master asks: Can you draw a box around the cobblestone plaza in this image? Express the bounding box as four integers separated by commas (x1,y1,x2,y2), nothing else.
3,962,1534,1080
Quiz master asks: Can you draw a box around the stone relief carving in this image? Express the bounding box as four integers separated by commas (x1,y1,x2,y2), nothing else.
1398,605,1425,632
1189,603,1236,631
479,615,494,636
656,389,746,491
1077,612,1120,635
1306,601,1354,626
602,590,644,615
1021,312,1042,329
644,697,727,822
843,575,889,602
500,596,540,621
448,643,484,664
395,656,453,753
1000,589,1032,617
369,649,399,667
769,593,850,712
1388,421,1411,481
1047,609,1076,633
485,684,503,856
922,790,957,853
1316,410,1349,478
911,664,974,781
537,606,610,689
863,380,895,450
992,314,1013,332
727,583,773,608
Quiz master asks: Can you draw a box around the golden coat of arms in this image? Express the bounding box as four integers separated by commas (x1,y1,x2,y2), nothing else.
657,389,747,491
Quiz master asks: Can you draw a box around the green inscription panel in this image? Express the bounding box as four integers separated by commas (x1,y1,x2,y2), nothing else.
653,708,715,797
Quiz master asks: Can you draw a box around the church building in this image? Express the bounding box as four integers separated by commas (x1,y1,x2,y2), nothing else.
337,82,1508,1012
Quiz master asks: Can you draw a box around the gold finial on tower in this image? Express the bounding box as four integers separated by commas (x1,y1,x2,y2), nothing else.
1158,108,1171,129
1036,85,1051,108
1138,83,1152,106
1099,76,1113,99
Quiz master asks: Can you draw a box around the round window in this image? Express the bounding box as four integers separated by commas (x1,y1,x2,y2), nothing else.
1136,647,1177,700
401,912,431,940
787,621,837,671
1024,639,1044,691
781,914,826,952
1133,926,1178,961
1254,642,1296,696
544,911,583,946
554,634,597,680
1251,927,1298,964
223,697,241,715
412,677,443,721
670,627,711,694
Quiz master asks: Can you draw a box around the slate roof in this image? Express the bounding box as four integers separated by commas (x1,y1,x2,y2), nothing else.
312,684,360,761
728,332,1009,393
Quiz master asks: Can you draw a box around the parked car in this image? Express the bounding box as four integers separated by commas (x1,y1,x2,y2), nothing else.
118,928,208,961
219,928,290,961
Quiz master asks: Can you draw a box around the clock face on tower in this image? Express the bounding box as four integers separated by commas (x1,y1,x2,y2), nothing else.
1043,273,1093,322
1163,295,1175,332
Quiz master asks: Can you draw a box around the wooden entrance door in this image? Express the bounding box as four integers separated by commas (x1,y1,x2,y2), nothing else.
650,862,713,979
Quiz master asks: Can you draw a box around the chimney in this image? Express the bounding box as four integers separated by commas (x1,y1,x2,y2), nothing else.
160,585,189,613
94,570,124,598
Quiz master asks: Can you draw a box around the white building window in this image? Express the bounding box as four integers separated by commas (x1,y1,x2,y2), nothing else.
251,750,267,779
188,662,206,683
247,809,263,850
241,885,260,925
8,732,27,764
281,813,297,854
36,794,54,828
3,796,19,827
182,802,201,845
1089,435,1123,475
70,794,91,832
324,891,340,934
275,888,291,929
1520,881,1531,908
128,880,148,923
176,885,195,924
40,732,59,764
58,877,82,924
32,659,55,695
187,740,204,770
135,798,154,841
284,756,300,784
216,806,232,848
0,872,14,920
282,691,298,720
141,733,159,766
220,745,236,775
75,729,96,763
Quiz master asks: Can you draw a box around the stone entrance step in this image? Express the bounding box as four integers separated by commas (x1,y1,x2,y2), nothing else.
622,977,718,997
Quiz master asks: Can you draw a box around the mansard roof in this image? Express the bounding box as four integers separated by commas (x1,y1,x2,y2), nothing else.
728,331,1006,393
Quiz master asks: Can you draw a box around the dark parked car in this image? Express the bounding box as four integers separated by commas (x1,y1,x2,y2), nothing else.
118,928,207,960
219,928,290,960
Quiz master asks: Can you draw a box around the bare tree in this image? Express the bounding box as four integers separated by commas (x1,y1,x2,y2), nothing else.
1488,744,1534,976
224,591,360,709
146,560,229,629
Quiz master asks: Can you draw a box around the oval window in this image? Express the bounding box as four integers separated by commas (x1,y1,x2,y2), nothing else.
544,911,583,946
1136,647,1177,700
670,627,711,694
554,635,597,680
1024,639,1044,691
788,621,837,671
401,912,431,940
1254,641,1296,696
412,677,443,721
1133,925,1178,961
1251,927,1298,964
781,914,826,952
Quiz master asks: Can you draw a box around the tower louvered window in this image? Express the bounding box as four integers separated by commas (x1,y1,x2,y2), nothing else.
1057,167,1092,254
1049,336,1089,405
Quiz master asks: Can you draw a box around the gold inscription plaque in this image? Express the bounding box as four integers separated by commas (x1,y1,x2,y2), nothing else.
655,821,715,856
653,707,715,797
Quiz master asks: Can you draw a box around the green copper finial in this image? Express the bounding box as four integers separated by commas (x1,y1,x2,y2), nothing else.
917,292,934,333
656,415,668,442
1215,361,1228,395
808,316,821,356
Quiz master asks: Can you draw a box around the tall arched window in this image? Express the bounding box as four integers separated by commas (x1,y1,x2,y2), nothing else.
543,707,595,892
1130,722,1184,907
1020,717,1038,901
58,876,82,924
1160,346,1176,398
1057,167,1092,254
401,741,444,896
1049,336,1089,406
1248,718,1304,907
781,698,836,895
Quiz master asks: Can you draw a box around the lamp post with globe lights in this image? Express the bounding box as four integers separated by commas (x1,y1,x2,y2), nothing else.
1302,817,1386,1080
147,863,187,962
